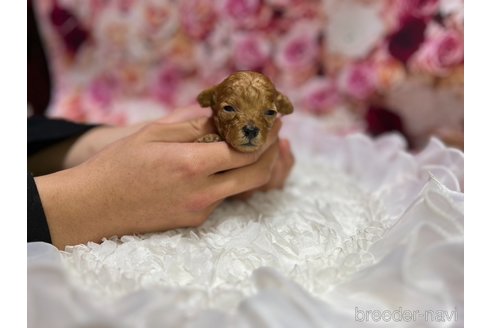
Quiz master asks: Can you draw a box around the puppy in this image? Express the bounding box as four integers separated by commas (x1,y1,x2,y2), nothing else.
196,71,294,152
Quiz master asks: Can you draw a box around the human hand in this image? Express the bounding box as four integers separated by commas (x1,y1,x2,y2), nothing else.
63,105,211,169
163,106,295,198
233,138,295,200
153,105,295,198
64,105,294,198
160,106,296,196
35,117,281,249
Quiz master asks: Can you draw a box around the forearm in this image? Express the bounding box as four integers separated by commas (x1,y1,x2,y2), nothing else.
27,172,52,243
28,135,80,176
27,108,210,176
28,116,101,175
34,165,120,249
28,123,147,176
27,116,283,250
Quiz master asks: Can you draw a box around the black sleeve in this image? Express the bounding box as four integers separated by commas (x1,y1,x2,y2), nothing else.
27,116,100,243
28,115,99,156
27,172,52,243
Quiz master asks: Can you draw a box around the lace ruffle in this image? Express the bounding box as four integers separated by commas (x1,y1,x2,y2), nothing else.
28,112,464,327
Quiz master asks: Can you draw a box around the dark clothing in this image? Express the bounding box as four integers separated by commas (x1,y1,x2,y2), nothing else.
27,116,98,243
27,172,52,243
28,115,98,156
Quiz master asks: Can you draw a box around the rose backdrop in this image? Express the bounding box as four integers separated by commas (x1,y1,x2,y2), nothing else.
34,0,464,148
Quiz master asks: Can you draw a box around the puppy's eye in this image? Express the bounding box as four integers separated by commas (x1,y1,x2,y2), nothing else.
223,105,236,113
265,109,277,117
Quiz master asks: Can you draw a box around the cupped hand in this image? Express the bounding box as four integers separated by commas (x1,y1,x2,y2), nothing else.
35,117,281,249
65,105,295,200
62,105,210,169
161,106,296,199
233,138,295,200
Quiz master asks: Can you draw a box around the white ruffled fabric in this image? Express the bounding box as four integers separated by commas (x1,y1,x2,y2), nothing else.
27,113,464,328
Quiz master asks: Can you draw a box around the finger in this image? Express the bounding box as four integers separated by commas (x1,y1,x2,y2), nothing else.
209,141,280,199
278,139,295,185
144,117,217,143
261,160,284,191
229,139,293,198
158,105,212,124
260,139,295,191
187,199,223,228
280,139,295,174
189,119,282,174
232,164,282,199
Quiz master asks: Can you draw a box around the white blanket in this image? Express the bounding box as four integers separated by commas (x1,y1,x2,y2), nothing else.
27,113,464,328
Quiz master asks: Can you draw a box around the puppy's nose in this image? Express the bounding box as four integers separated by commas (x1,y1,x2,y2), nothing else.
242,124,259,139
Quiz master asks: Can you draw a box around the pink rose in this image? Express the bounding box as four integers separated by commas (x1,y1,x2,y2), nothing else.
216,0,271,29
275,21,320,72
53,93,86,123
180,0,216,40
410,25,464,75
144,4,174,33
117,0,135,13
395,0,439,21
338,63,377,101
88,75,118,107
151,65,185,105
265,0,311,11
263,1,318,34
299,78,341,115
231,32,271,70
265,0,294,6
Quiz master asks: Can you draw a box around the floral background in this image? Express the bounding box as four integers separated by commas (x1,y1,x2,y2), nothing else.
33,0,464,149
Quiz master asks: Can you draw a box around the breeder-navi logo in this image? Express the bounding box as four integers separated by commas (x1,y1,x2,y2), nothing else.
354,307,458,323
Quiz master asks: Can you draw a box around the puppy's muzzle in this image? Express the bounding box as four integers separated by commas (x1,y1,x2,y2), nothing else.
242,124,259,140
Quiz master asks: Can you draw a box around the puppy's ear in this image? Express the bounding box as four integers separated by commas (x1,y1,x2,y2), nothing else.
275,91,294,115
197,87,216,108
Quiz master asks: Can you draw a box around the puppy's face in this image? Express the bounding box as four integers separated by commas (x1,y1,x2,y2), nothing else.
197,71,293,152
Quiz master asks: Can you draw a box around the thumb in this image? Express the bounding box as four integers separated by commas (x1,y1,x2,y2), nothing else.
144,117,218,143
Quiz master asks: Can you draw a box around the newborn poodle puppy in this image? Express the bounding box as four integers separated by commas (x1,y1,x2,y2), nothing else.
196,71,294,152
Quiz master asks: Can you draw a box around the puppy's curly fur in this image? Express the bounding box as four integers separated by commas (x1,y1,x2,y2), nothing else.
196,71,294,152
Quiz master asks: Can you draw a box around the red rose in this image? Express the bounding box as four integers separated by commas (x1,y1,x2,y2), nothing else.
365,106,405,138
388,17,427,64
